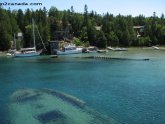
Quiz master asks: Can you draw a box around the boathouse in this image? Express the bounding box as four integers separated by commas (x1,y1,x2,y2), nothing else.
133,26,144,37
49,41,59,55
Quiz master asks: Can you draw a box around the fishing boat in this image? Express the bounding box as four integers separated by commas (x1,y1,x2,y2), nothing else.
56,44,82,55
14,19,46,57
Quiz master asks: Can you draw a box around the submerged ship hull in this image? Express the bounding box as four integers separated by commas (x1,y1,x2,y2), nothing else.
8,88,119,124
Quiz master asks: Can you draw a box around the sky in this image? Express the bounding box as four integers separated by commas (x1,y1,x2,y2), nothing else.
1,0,165,17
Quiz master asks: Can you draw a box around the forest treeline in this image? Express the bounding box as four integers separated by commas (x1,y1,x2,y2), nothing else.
0,5,165,51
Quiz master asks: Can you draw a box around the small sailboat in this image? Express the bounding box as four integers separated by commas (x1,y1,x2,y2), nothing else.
14,19,46,57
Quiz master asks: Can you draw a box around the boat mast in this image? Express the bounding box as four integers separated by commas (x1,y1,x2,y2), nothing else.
32,18,36,51
34,21,47,50
14,33,16,49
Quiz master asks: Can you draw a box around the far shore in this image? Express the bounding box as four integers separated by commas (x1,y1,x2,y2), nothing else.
107,46,165,49
128,46,165,50
1,46,165,56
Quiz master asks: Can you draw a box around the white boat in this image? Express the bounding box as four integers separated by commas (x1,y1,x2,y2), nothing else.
56,44,82,55
85,46,97,53
14,19,45,57
6,49,16,56
14,47,40,57
114,48,128,51
97,49,108,53
6,53,14,56
108,47,128,51
152,46,159,50
113,48,128,51
107,46,114,50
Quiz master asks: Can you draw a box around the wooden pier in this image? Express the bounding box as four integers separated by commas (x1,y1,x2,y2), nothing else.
81,56,150,61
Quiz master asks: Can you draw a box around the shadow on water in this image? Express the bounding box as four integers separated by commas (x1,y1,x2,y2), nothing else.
13,55,150,65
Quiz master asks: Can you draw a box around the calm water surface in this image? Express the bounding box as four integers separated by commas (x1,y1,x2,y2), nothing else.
0,48,165,124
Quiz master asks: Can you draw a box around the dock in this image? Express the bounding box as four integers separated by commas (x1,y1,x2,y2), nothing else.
80,56,150,61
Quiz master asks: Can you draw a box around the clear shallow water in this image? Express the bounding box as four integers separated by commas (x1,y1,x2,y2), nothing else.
0,48,165,124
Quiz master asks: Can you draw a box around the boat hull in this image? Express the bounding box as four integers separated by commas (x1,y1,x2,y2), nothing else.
56,49,82,55
14,52,40,57
8,89,118,124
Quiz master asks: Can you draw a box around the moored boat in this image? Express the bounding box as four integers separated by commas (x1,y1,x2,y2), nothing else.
107,46,114,50
108,47,128,51
14,19,45,57
14,47,40,57
97,49,108,53
85,46,98,53
6,49,16,56
113,48,128,51
152,46,159,50
56,44,82,55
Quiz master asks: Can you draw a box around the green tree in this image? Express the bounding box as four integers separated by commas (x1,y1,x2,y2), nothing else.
17,9,24,32
106,31,119,46
87,20,97,46
133,15,146,26
62,11,69,30
83,4,89,26
24,25,33,47
70,13,83,37
24,9,32,26
138,36,151,46
96,30,107,48
48,7,62,40
160,26,165,44
80,26,88,42
0,9,12,50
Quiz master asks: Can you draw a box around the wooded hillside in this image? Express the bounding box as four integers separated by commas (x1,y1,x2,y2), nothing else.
0,5,165,51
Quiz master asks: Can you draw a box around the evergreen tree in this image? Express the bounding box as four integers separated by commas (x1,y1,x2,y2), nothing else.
17,9,24,32
0,9,12,50
62,11,69,30
96,30,107,48
87,20,97,46
1,7,165,50
48,7,62,40
83,4,89,26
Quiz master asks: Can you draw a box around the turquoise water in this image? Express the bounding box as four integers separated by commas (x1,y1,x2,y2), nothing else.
0,48,165,124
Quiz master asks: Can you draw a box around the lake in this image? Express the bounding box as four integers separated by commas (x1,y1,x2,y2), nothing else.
0,48,165,124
